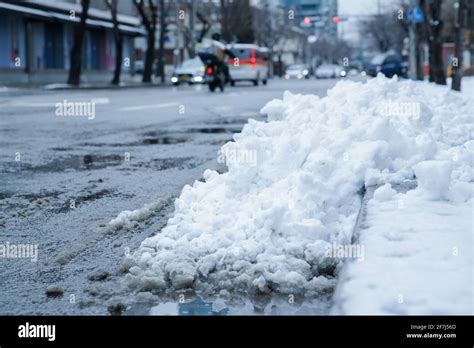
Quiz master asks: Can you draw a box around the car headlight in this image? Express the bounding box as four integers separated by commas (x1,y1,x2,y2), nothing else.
171,77,178,83
340,70,346,77
285,74,290,79
303,69,309,75
193,76,203,82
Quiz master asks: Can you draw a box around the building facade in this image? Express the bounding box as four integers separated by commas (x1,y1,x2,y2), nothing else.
0,0,143,85
282,0,338,41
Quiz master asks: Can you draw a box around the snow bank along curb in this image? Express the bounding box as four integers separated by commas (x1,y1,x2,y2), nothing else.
332,178,473,314
123,76,473,302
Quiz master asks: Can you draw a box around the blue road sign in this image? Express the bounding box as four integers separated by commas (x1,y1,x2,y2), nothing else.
407,5,424,23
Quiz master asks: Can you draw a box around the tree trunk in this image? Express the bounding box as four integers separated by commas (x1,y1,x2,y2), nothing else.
67,0,90,86
156,0,166,83
422,0,434,82
188,0,196,58
112,33,123,85
415,22,424,81
112,34,123,85
220,0,230,42
452,0,466,91
134,0,157,83
143,31,155,83
196,11,210,43
427,0,446,85
107,0,123,85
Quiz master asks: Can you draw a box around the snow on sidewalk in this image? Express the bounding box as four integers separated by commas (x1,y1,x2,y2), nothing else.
332,179,473,314
123,75,473,304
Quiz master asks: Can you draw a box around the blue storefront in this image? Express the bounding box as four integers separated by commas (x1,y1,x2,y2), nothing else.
0,1,143,84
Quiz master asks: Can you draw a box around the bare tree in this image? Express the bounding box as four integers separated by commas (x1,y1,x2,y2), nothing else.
196,10,211,43
67,0,90,86
134,0,158,83
423,0,446,85
361,10,407,53
310,38,351,64
156,0,167,83
452,0,468,91
220,0,254,43
195,1,221,42
415,0,426,81
105,0,123,85
253,0,284,48
219,0,230,42
252,0,285,77
179,0,197,58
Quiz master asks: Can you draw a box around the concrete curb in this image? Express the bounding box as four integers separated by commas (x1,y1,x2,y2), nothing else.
42,82,173,91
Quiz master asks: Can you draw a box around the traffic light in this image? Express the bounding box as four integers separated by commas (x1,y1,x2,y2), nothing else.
303,17,311,25
331,16,340,24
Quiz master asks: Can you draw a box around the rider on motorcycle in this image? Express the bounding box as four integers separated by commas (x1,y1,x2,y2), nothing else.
197,33,234,83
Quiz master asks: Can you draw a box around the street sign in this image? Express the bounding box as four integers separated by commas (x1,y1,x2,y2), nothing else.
407,5,424,23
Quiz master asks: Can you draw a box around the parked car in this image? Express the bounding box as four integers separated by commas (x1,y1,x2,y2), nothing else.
134,60,157,75
315,64,345,78
284,64,310,79
135,60,144,74
367,52,404,78
171,58,205,85
227,44,269,86
348,68,359,76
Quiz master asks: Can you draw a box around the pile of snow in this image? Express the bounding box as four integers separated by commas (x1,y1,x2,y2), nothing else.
124,75,473,296
108,196,173,231
448,75,474,96
372,183,397,201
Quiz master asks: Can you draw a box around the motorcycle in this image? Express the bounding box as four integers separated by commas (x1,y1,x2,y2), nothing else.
203,62,225,92
198,50,227,93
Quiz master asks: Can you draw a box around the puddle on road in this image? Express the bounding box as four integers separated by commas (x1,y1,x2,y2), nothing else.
206,118,252,126
188,127,227,134
128,157,196,171
148,297,228,316
51,147,74,152
73,125,242,149
30,154,123,172
187,127,243,134
142,137,186,145
66,127,238,149
129,292,333,316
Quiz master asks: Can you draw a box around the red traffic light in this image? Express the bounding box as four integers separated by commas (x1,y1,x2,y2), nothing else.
331,16,340,24
303,17,311,25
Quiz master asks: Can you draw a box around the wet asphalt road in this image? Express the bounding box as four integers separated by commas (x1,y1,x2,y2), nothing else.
0,78,342,314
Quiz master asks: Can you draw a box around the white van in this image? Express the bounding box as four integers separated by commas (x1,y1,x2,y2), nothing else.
226,44,269,86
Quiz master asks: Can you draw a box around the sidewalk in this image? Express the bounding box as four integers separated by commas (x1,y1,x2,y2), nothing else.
42,80,173,91
0,76,174,92
332,179,473,315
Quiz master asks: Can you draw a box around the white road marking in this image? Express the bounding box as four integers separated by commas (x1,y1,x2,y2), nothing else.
3,98,110,107
118,102,178,112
